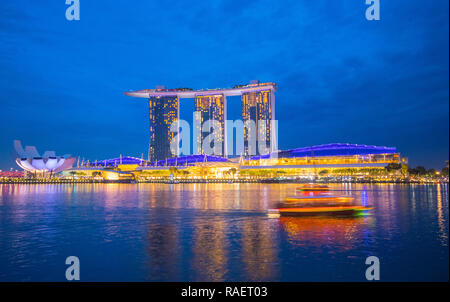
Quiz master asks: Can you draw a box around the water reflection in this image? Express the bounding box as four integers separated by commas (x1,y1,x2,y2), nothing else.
147,218,181,280
191,219,228,281
0,183,448,281
279,216,370,252
437,184,448,246
241,219,279,281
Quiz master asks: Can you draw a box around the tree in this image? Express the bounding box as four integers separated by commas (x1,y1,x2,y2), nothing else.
415,166,427,176
401,164,409,177
319,170,328,176
441,167,449,177
200,167,208,179
385,163,401,172
169,167,179,177
427,168,437,178
408,167,418,176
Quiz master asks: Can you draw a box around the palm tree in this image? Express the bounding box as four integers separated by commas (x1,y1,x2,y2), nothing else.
181,170,189,179
319,170,328,176
169,167,179,178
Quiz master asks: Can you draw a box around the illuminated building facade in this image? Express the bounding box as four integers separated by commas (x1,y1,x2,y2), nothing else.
13,140,76,177
65,143,408,181
241,83,275,157
195,94,226,156
148,95,179,162
240,143,406,177
0,171,24,179
125,81,277,159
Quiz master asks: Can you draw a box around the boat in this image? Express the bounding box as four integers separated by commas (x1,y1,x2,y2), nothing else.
296,184,329,192
268,186,372,217
285,195,354,203
268,205,372,217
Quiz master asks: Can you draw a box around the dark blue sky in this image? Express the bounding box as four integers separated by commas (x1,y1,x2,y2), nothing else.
0,0,448,170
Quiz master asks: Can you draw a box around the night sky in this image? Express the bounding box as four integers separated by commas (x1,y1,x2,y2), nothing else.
0,0,448,170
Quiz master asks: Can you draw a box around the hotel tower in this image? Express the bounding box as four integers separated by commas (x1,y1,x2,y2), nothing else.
241,81,275,157
148,94,179,162
125,81,276,162
194,94,226,156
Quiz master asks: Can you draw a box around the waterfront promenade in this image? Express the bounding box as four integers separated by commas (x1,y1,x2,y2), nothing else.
0,178,447,185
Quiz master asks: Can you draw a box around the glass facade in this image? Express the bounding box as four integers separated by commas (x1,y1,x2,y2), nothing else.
195,94,225,156
148,95,179,162
243,153,402,167
241,89,273,157
126,82,277,159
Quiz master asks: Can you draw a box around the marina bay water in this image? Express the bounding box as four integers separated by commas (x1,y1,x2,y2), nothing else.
0,183,448,281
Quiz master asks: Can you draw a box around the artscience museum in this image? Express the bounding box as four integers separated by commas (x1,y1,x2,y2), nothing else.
14,140,76,176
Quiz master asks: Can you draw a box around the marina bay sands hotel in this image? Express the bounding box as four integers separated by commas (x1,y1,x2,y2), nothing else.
125,81,277,162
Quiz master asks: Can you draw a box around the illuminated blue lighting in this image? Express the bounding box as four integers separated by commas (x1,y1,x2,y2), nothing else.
151,154,228,167
249,143,398,160
88,154,228,167
86,156,145,167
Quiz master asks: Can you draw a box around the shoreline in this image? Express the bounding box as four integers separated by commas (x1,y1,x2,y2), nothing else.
0,179,447,185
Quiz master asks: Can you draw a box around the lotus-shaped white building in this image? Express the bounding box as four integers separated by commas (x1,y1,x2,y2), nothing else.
14,140,76,175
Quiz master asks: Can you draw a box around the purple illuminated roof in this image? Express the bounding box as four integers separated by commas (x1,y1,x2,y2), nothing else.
151,154,228,167
250,143,398,160
87,156,145,167
87,155,228,167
